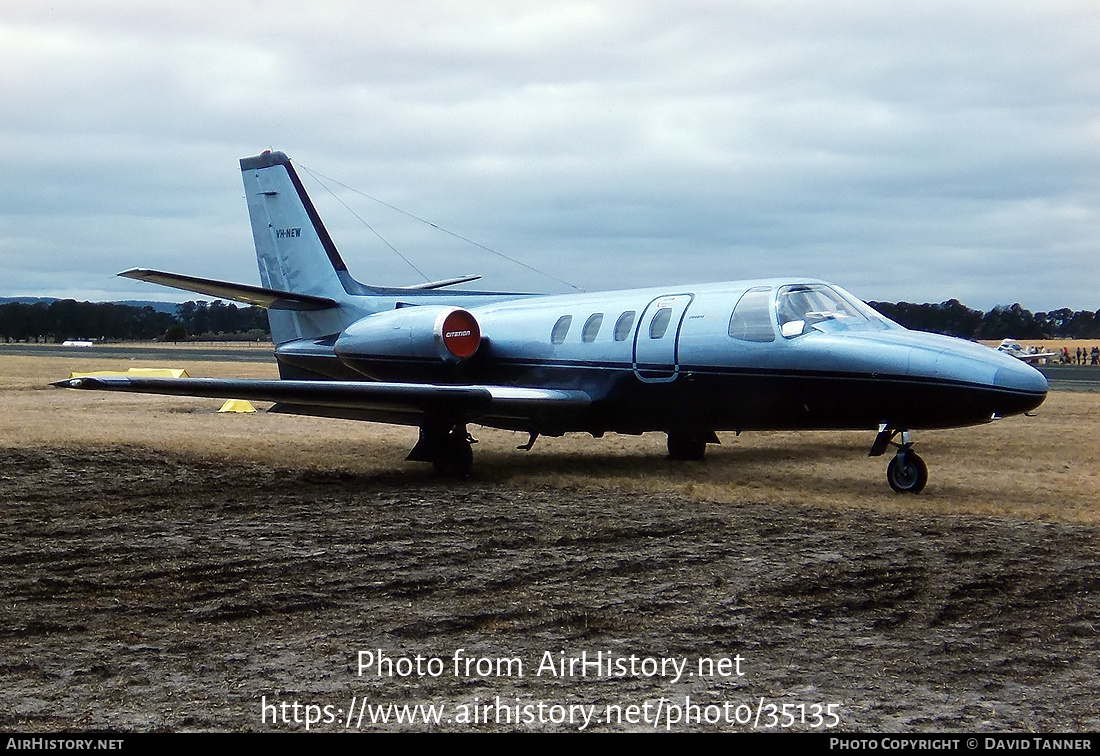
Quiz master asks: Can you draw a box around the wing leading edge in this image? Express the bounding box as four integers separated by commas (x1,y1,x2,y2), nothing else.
52,376,591,427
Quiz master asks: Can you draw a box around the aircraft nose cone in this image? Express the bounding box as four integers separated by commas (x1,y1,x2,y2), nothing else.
987,353,1048,418
993,359,1049,395
892,331,1048,421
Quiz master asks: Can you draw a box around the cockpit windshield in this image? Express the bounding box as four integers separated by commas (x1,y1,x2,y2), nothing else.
776,284,897,338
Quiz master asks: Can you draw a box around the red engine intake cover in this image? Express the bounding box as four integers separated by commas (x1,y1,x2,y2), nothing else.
439,309,481,360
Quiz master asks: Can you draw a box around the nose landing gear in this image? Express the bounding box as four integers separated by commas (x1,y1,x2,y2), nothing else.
886,447,928,494
870,425,928,494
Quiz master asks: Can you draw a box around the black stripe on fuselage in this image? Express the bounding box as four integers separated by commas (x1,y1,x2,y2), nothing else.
276,352,1044,434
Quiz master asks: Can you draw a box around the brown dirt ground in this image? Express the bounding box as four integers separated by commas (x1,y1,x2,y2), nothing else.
0,351,1098,732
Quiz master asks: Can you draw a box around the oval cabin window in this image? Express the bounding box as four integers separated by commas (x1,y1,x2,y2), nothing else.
582,313,604,343
551,315,573,344
649,307,672,339
613,311,636,341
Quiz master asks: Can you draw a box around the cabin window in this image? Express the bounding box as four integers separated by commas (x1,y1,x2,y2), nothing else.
551,315,573,344
613,311,636,341
728,287,775,342
649,307,673,339
582,313,604,343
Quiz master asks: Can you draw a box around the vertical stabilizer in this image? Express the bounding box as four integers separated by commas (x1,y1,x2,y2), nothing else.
240,150,362,344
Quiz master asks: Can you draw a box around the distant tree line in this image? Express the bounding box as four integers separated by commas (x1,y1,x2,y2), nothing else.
2,296,1099,343
174,300,268,339
868,299,1100,340
0,300,270,343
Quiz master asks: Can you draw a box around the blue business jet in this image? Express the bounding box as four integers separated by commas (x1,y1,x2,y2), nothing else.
55,151,1048,492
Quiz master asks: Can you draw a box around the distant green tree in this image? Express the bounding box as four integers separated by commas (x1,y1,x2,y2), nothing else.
164,324,187,342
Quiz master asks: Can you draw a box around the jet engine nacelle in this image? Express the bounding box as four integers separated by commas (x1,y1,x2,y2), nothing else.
334,305,482,364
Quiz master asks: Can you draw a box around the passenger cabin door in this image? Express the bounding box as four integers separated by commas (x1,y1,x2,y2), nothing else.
633,293,694,382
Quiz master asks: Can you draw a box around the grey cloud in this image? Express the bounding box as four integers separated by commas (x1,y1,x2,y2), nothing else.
1,0,1097,310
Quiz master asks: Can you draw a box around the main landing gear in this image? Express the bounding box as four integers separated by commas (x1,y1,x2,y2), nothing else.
407,422,475,478
666,430,721,461
869,425,928,494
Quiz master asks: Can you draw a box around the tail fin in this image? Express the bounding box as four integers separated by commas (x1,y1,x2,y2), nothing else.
240,150,371,343
119,151,494,347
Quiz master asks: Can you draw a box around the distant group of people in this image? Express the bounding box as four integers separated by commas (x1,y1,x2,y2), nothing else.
1058,346,1100,365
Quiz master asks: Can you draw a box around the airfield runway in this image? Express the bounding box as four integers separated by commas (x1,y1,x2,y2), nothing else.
0,342,276,363
1039,365,1100,391
0,347,1097,732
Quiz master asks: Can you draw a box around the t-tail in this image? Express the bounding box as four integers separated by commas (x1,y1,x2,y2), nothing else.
239,150,367,344
120,150,487,346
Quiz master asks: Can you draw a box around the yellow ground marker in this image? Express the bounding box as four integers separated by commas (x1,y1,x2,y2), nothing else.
217,399,256,413
68,368,190,379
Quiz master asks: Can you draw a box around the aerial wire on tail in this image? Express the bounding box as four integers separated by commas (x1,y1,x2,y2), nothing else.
299,164,584,292
300,166,433,285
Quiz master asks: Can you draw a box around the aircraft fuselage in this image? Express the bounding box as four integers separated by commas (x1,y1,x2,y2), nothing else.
281,278,1047,438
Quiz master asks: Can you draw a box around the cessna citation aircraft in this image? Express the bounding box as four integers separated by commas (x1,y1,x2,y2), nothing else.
55,150,1048,493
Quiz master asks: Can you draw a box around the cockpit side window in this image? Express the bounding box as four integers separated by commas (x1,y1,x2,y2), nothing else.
776,284,892,338
728,286,775,342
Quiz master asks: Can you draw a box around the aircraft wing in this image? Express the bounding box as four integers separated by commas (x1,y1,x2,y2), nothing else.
1019,352,1058,364
51,376,591,425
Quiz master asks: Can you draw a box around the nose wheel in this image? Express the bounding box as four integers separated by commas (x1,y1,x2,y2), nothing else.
886,448,928,494
870,426,928,494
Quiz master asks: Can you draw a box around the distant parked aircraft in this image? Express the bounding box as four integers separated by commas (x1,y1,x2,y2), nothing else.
996,339,1058,365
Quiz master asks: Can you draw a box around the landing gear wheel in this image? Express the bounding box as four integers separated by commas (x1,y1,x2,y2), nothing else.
887,451,928,494
667,432,708,461
409,423,475,478
431,429,474,479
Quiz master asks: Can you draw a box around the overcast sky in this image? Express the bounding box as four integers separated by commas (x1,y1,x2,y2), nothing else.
2,0,1097,311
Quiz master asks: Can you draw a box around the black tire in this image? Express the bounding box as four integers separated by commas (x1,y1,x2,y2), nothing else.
432,431,473,478
667,432,707,461
887,451,928,494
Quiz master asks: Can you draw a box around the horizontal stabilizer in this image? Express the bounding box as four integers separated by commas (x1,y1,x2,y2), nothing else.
119,269,338,311
52,376,591,424
399,275,482,290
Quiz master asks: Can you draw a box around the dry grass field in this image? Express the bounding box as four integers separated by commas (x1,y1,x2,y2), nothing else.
2,349,1097,523
2,346,1098,732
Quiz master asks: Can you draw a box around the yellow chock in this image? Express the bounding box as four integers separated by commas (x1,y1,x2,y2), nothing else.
68,368,190,379
218,399,256,413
